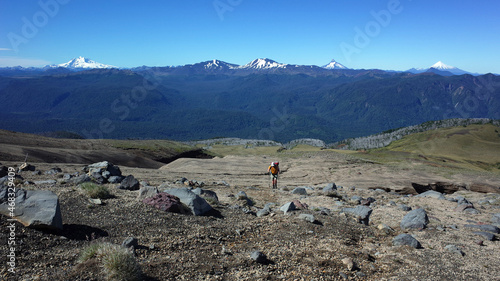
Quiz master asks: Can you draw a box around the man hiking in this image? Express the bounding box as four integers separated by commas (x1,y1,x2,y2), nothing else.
268,162,280,189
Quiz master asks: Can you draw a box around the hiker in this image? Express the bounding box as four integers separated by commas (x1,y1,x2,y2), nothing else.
268,162,280,189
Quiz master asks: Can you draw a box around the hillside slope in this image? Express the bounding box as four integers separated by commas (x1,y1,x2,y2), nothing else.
0,130,207,168
362,124,500,172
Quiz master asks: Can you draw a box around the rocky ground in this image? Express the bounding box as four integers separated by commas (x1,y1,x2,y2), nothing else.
1,150,500,280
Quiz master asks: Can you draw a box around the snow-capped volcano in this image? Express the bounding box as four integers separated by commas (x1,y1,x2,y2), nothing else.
406,61,469,75
201,59,238,69
322,59,348,69
429,61,457,71
51,57,116,69
240,58,288,69
428,61,468,75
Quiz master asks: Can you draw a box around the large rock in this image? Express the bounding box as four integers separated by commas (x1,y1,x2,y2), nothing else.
142,192,188,214
83,161,123,184
342,205,372,225
117,175,140,190
69,174,91,185
400,208,429,230
291,187,307,195
84,161,122,177
164,188,212,216
323,183,337,192
492,213,500,226
392,234,422,249
192,188,219,203
464,224,500,234
280,201,296,214
0,187,63,230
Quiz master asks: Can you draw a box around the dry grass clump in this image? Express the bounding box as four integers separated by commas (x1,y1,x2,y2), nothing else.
80,182,111,199
78,242,142,281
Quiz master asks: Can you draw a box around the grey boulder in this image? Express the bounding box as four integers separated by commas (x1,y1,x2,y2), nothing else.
164,188,212,216
392,234,422,249
280,201,296,214
291,187,307,195
117,175,140,190
342,205,372,225
0,187,63,230
400,208,429,230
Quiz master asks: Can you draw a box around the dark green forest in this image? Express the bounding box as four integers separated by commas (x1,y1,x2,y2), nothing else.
0,67,499,142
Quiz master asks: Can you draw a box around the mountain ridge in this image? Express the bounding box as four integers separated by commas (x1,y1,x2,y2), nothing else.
2,57,489,76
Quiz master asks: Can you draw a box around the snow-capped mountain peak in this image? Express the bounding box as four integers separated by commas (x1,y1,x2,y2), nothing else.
53,57,116,69
241,58,288,69
322,59,348,69
430,61,457,70
202,59,238,69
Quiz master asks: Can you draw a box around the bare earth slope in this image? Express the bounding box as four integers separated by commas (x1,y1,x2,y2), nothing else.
0,129,499,280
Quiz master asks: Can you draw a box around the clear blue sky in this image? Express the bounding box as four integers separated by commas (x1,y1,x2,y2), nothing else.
1,0,499,73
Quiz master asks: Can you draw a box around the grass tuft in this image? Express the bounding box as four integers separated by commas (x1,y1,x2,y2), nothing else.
78,242,142,281
80,182,111,199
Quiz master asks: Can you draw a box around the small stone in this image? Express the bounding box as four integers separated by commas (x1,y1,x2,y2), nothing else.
398,204,412,211
473,231,496,241
33,180,57,185
256,208,270,217
250,251,267,264
392,234,422,249
342,205,372,225
444,245,464,256
298,214,315,223
377,224,394,235
323,183,337,192
237,191,248,200
88,198,102,205
474,240,484,246
122,237,139,249
464,224,500,234
341,257,356,271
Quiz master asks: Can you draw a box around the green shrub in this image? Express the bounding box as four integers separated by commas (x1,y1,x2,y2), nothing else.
80,182,111,199
78,242,142,281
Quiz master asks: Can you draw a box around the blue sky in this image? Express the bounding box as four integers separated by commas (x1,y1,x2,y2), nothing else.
1,0,499,73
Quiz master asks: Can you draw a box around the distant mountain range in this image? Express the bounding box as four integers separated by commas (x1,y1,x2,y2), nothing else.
0,59,498,142
0,57,488,76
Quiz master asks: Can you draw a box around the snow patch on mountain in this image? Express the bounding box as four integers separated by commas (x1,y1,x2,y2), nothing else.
430,61,457,71
240,58,288,69
203,59,238,69
322,59,348,69
51,57,116,69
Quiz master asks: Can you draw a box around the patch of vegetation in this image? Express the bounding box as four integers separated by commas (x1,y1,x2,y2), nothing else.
80,182,111,199
78,242,142,281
